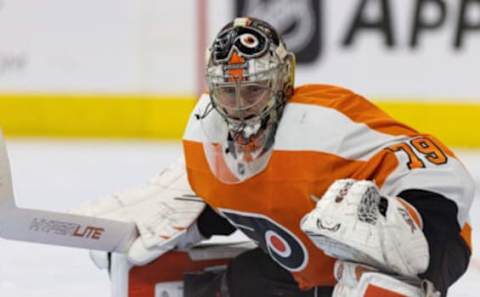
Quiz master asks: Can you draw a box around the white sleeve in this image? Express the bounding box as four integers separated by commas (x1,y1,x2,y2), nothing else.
379,136,475,226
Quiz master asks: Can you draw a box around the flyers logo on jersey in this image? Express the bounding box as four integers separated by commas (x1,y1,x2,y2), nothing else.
221,209,308,272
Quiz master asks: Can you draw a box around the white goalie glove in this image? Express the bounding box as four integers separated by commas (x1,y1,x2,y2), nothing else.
332,261,439,297
301,179,429,277
72,159,206,266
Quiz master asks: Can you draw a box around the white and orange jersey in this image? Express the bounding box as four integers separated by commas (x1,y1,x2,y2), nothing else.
182,84,475,289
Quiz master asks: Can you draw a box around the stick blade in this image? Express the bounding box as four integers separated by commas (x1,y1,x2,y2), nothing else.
0,131,137,253
1,208,137,252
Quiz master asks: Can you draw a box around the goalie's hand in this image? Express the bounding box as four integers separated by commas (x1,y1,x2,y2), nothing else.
301,179,429,277
332,261,440,297
72,160,206,266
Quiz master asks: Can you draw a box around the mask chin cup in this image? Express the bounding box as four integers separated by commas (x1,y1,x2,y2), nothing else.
199,108,273,184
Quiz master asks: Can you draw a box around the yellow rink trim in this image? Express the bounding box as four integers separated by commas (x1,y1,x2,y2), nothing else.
0,93,479,147
0,93,196,139
376,101,480,148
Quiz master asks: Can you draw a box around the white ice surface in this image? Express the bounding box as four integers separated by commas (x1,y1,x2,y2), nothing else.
0,139,478,297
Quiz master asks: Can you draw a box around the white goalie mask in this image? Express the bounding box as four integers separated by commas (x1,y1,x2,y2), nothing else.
199,17,295,184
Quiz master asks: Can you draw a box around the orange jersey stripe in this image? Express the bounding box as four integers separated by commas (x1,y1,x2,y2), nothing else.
289,85,458,161
290,84,418,137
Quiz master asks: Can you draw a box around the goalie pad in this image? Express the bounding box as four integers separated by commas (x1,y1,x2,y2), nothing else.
301,179,429,277
333,261,439,297
110,240,257,297
72,159,206,265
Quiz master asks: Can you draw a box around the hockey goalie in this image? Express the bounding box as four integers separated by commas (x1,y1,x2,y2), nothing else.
72,17,474,297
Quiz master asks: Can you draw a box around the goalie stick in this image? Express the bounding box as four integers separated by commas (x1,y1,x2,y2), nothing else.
0,132,137,252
